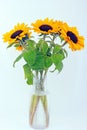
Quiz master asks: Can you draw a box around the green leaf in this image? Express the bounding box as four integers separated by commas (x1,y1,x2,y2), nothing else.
58,49,65,59
52,53,64,72
45,56,52,68
56,62,63,72
52,53,64,66
23,64,33,85
37,39,48,54
63,49,68,57
26,39,35,49
53,45,67,60
23,49,36,66
7,42,15,48
46,47,52,56
53,44,61,53
13,53,23,67
31,53,45,70
14,43,21,47
42,42,48,54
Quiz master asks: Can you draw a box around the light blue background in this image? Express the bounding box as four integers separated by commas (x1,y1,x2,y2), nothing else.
0,0,87,130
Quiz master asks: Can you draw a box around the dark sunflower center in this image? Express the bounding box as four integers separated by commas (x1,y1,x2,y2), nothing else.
67,31,78,43
11,30,23,39
39,24,52,32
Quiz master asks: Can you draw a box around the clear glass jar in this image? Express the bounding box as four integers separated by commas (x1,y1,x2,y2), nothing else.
29,70,49,129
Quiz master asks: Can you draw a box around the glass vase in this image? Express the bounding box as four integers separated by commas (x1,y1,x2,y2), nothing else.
29,71,49,129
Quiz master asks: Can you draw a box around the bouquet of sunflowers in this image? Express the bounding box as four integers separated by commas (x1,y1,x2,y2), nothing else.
3,18,84,129
3,18,84,85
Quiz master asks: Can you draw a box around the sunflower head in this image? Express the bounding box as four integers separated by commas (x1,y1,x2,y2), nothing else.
53,20,65,34
3,23,31,43
60,23,84,51
16,45,23,51
31,18,56,34
3,23,32,50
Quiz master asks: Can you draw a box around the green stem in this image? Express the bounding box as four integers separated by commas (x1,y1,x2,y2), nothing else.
41,95,49,127
43,34,46,41
40,70,44,91
61,41,67,47
29,95,40,125
29,95,49,127
43,69,48,81
29,70,49,127
51,33,57,42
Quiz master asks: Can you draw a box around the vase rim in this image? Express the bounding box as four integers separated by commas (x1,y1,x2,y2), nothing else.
33,90,49,96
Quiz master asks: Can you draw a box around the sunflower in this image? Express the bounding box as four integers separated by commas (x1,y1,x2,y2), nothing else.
60,23,84,51
53,20,65,34
31,18,56,34
3,23,31,44
16,45,23,51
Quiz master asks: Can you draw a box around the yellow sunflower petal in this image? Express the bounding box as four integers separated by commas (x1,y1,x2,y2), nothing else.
31,18,56,34
53,20,65,33
16,46,23,51
3,23,31,44
60,24,84,51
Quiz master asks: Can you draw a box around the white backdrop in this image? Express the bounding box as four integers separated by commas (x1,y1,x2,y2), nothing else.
0,0,87,130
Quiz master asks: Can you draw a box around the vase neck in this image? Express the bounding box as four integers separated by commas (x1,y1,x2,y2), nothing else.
34,70,47,93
